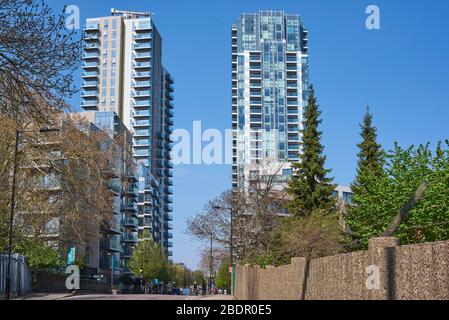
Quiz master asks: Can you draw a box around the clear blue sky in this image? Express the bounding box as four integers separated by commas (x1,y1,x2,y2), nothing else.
48,0,449,270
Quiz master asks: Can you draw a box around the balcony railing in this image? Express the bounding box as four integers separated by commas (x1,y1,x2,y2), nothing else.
133,81,151,87
133,71,152,78
123,233,138,242
133,62,151,68
81,80,98,87
82,71,99,78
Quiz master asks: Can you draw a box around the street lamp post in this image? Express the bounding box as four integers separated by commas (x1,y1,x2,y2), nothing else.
209,232,213,293
213,205,234,296
4,128,59,301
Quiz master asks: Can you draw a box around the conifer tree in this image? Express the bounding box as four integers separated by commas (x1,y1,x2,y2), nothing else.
286,86,335,216
352,107,385,193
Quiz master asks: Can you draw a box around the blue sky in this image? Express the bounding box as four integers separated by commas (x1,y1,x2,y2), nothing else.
48,0,449,270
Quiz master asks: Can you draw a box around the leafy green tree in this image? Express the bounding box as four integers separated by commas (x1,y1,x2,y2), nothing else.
215,258,231,290
192,270,206,286
347,142,449,248
128,231,169,282
257,210,349,267
15,239,63,271
286,86,335,216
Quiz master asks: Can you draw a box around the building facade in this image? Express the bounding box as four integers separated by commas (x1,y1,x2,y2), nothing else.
81,9,174,265
231,11,309,190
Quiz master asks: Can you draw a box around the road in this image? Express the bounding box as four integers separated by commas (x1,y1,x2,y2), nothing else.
13,293,234,301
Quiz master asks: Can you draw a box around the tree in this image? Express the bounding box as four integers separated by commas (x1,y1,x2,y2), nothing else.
356,107,384,178
0,114,119,260
14,238,63,271
286,86,335,216
351,107,384,194
257,210,349,267
0,0,81,125
186,187,282,266
128,231,169,282
347,142,449,248
192,270,206,287
215,258,231,290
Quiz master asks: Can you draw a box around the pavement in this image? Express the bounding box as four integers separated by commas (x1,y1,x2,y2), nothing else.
11,293,235,301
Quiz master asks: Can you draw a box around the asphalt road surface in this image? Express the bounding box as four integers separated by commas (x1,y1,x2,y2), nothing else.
14,293,234,301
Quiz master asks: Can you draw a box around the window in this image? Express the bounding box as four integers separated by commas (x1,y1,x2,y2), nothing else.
282,169,293,176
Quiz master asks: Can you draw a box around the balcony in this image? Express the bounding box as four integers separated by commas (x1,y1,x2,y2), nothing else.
81,90,98,98
123,202,137,212
84,23,99,31
82,71,99,78
133,62,151,69
133,139,150,148
84,33,100,41
82,52,99,60
133,52,151,59
134,32,152,40
81,99,98,109
84,42,100,50
133,43,152,52
132,101,151,108
133,81,151,88
99,256,122,270
134,150,150,157
133,110,151,117
81,80,98,88
133,71,151,78
100,238,122,253
165,241,173,248
123,233,138,243
121,247,134,258
124,217,139,229
134,130,150,138
133,120,150,128
82,61,99,69
135,22,152,31
133,90,151,98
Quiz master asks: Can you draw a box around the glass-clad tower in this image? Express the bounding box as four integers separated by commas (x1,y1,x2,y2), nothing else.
81,9,174,261
231,11,309,189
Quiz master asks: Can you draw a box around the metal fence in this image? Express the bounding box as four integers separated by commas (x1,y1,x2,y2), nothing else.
0,253,32,296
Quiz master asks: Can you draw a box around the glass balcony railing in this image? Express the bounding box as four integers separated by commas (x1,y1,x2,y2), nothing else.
81,90,98,96
133,62,151,68
84,43,100,50
82,71,99,78
133,43,152,51
81,99,98,106
82,52,99,59
84,33,100,40
84,23,99,30
133,110,150,117
133,120,150,126
124,217,139,227
133,81,151,87
135,22,152,30
81,80,98,87
133,90,151,97
133,71,151,78
133,101,151,107
123,233,138,242
134,130,150,137
135,150,150,157
134,32,152,39
82,61,99,68
134,52,151,59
